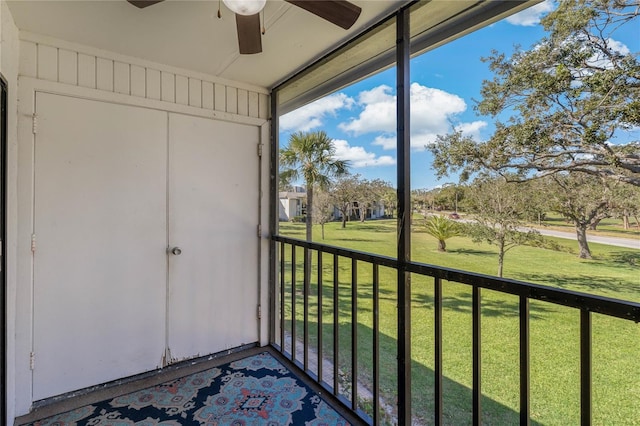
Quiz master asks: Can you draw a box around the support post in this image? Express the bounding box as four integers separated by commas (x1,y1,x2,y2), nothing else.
396,7,411,425
268,90,279,345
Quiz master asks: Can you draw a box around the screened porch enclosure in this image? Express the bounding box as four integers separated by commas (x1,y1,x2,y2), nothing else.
268,3,640,424
3,1,638,425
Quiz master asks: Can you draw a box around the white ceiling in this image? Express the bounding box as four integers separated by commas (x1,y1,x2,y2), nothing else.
7,0,406,89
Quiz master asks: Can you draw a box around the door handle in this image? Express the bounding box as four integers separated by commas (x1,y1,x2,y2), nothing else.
169,247,182,256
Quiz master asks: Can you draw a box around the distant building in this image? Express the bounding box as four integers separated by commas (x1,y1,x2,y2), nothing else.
279,186,387,222
368,201,386,219
279,186,307,221
343,201,386,221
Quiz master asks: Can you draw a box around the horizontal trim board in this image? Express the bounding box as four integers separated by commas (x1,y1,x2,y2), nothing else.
20,77,267,128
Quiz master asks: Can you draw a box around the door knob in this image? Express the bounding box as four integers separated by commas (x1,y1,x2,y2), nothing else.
170,247,182,256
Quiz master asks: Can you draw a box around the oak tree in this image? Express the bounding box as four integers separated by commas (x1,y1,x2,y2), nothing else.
431,0,640,186
465,176,541,277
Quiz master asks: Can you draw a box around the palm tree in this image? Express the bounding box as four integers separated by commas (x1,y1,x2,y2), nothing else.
280,131,349,242
424,215,460,252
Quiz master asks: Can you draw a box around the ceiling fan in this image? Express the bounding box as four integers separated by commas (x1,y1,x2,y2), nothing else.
127,0,362,55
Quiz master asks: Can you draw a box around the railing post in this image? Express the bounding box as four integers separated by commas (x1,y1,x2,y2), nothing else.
435,277,443,426
581,310,592,426
333,253,340,394
280,242,285,350
317,250,323,382
396,6,411,425
291,247,297,362
303,247,310,370
520,296,530,426
351,258,358,410
373,264,380,426
472,287,482,425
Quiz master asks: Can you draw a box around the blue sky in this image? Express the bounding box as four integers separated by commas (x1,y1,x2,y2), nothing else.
279,1,639,189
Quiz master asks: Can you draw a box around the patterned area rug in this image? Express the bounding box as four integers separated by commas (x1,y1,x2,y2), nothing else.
28,352,350,425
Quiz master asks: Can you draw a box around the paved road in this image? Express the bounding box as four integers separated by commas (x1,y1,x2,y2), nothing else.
427,214,640,249
526,227,640,250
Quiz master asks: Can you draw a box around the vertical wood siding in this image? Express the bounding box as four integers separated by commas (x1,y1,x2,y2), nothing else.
19,39,270,120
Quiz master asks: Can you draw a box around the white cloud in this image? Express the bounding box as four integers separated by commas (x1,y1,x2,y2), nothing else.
455,121,488,140
333,139,396,167
607,38,631,56
339,83,483,150
280,93,354,132
410,83,467,138
586,38,631,70
506,0,554,26
561,37,632,87
339,85,396,135
372,135,397,150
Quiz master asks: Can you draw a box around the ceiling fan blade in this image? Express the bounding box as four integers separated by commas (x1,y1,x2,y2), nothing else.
236,13,262,55
286,0,362,30
127,0,164,8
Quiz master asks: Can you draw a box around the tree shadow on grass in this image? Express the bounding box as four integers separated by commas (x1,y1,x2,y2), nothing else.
332,238,379,243
449,248,495,256
409,289,553,320
339,223,396,233
595,251,640,268
518,273,639,297
283,319,542,425
282,259,556,320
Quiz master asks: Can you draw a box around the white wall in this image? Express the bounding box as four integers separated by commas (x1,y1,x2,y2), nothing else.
8,29,272,423
1,1,20,424
279,199,290,221
279,198,301,221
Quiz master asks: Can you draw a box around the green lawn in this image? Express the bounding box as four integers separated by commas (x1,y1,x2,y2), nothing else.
278,219,640,425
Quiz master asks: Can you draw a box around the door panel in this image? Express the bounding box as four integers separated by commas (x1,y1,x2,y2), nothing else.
33,93,168,400
167,113,259,361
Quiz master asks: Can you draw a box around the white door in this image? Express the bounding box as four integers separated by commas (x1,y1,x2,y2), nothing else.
167,113,259,361
32,93,168,400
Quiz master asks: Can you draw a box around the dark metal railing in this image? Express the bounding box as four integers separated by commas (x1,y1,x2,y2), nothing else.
270,234,640,425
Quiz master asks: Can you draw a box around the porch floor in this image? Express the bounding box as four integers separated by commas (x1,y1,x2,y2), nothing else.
16,346,365,426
